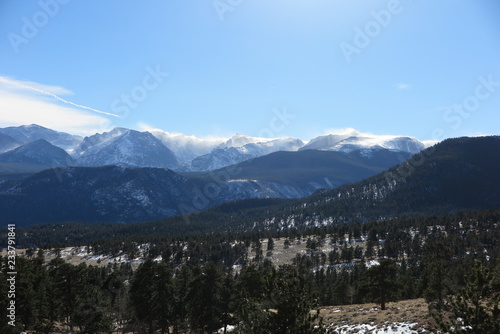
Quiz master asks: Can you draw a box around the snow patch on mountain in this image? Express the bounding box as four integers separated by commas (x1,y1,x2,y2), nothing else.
301,129,426,154
0,139,75,171
0,124,430,172
217,133,278,149
75,128,179,169
189,137,305,171
0,124,83,151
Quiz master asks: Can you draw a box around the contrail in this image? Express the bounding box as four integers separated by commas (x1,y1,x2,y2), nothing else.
0,77,120,118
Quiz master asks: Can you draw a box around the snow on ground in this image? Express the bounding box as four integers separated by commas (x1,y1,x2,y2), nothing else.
216,322,423,333
328,322,421,333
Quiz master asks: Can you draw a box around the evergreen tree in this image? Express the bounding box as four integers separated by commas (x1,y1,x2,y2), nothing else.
423,241,452,310
266,265,324,334
129,260,161,334
155,263,174,334
171,265,191,334
233,265,271,334
432,263,500,334
186,262,225,333
363,259,398,310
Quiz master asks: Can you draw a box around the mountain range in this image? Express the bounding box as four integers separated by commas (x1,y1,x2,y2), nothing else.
139,135,500,235
1,134,498,228
10,124,485,227
0,148,411,226
12,136,500,241
0,124,428,173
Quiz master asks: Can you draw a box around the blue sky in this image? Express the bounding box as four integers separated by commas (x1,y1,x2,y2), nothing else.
0,0,499,141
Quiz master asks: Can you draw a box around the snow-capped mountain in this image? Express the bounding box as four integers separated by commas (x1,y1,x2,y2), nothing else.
0,124,83,151
0,139,75,172
0,125,429,173
217,133,276,149
75,128,179,169
300,129,426,154
190,147,253,171
189,135,304,171
148,129,225,165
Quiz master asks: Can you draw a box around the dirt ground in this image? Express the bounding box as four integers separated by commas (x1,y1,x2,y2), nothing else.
318,298,437,332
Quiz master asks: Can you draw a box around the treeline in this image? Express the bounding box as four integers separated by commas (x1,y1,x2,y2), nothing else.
14,209,500,264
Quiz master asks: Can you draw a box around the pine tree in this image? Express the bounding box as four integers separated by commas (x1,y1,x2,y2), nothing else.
186,262,225,333
155,263,174,334
171,265,192,334
266,265,325,334
432,263,500,334
233,265,271,333
129,259,161,334
363,259,398,310
423,241,452,310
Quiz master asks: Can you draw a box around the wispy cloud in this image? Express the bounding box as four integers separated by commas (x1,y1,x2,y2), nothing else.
0,76,74,96
323,127,360,136
137,122,228,141
0,76,119,117
396,83,411,91
0,76,115,135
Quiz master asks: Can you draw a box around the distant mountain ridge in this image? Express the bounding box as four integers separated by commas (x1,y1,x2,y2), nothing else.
189,137,305,171
299,129,425,154
0,148,410,226
210,149,411,195
0,139,74,173
0,124,82,150
0,133,20,153
0,124,428,172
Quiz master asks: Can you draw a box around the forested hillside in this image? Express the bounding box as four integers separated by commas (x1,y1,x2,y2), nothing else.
1,210,500,333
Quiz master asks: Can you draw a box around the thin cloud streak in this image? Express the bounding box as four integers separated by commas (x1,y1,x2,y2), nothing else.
396,83,411,91
0,76,119,118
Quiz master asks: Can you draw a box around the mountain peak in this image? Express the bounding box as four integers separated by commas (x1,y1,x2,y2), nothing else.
0,138,74,171
218,133,276,150
324,128,360,137
301,130,425,154
23,124,45,129
76,128,179,169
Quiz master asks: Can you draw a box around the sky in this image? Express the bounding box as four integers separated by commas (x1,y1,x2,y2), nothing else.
0,0,499,141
